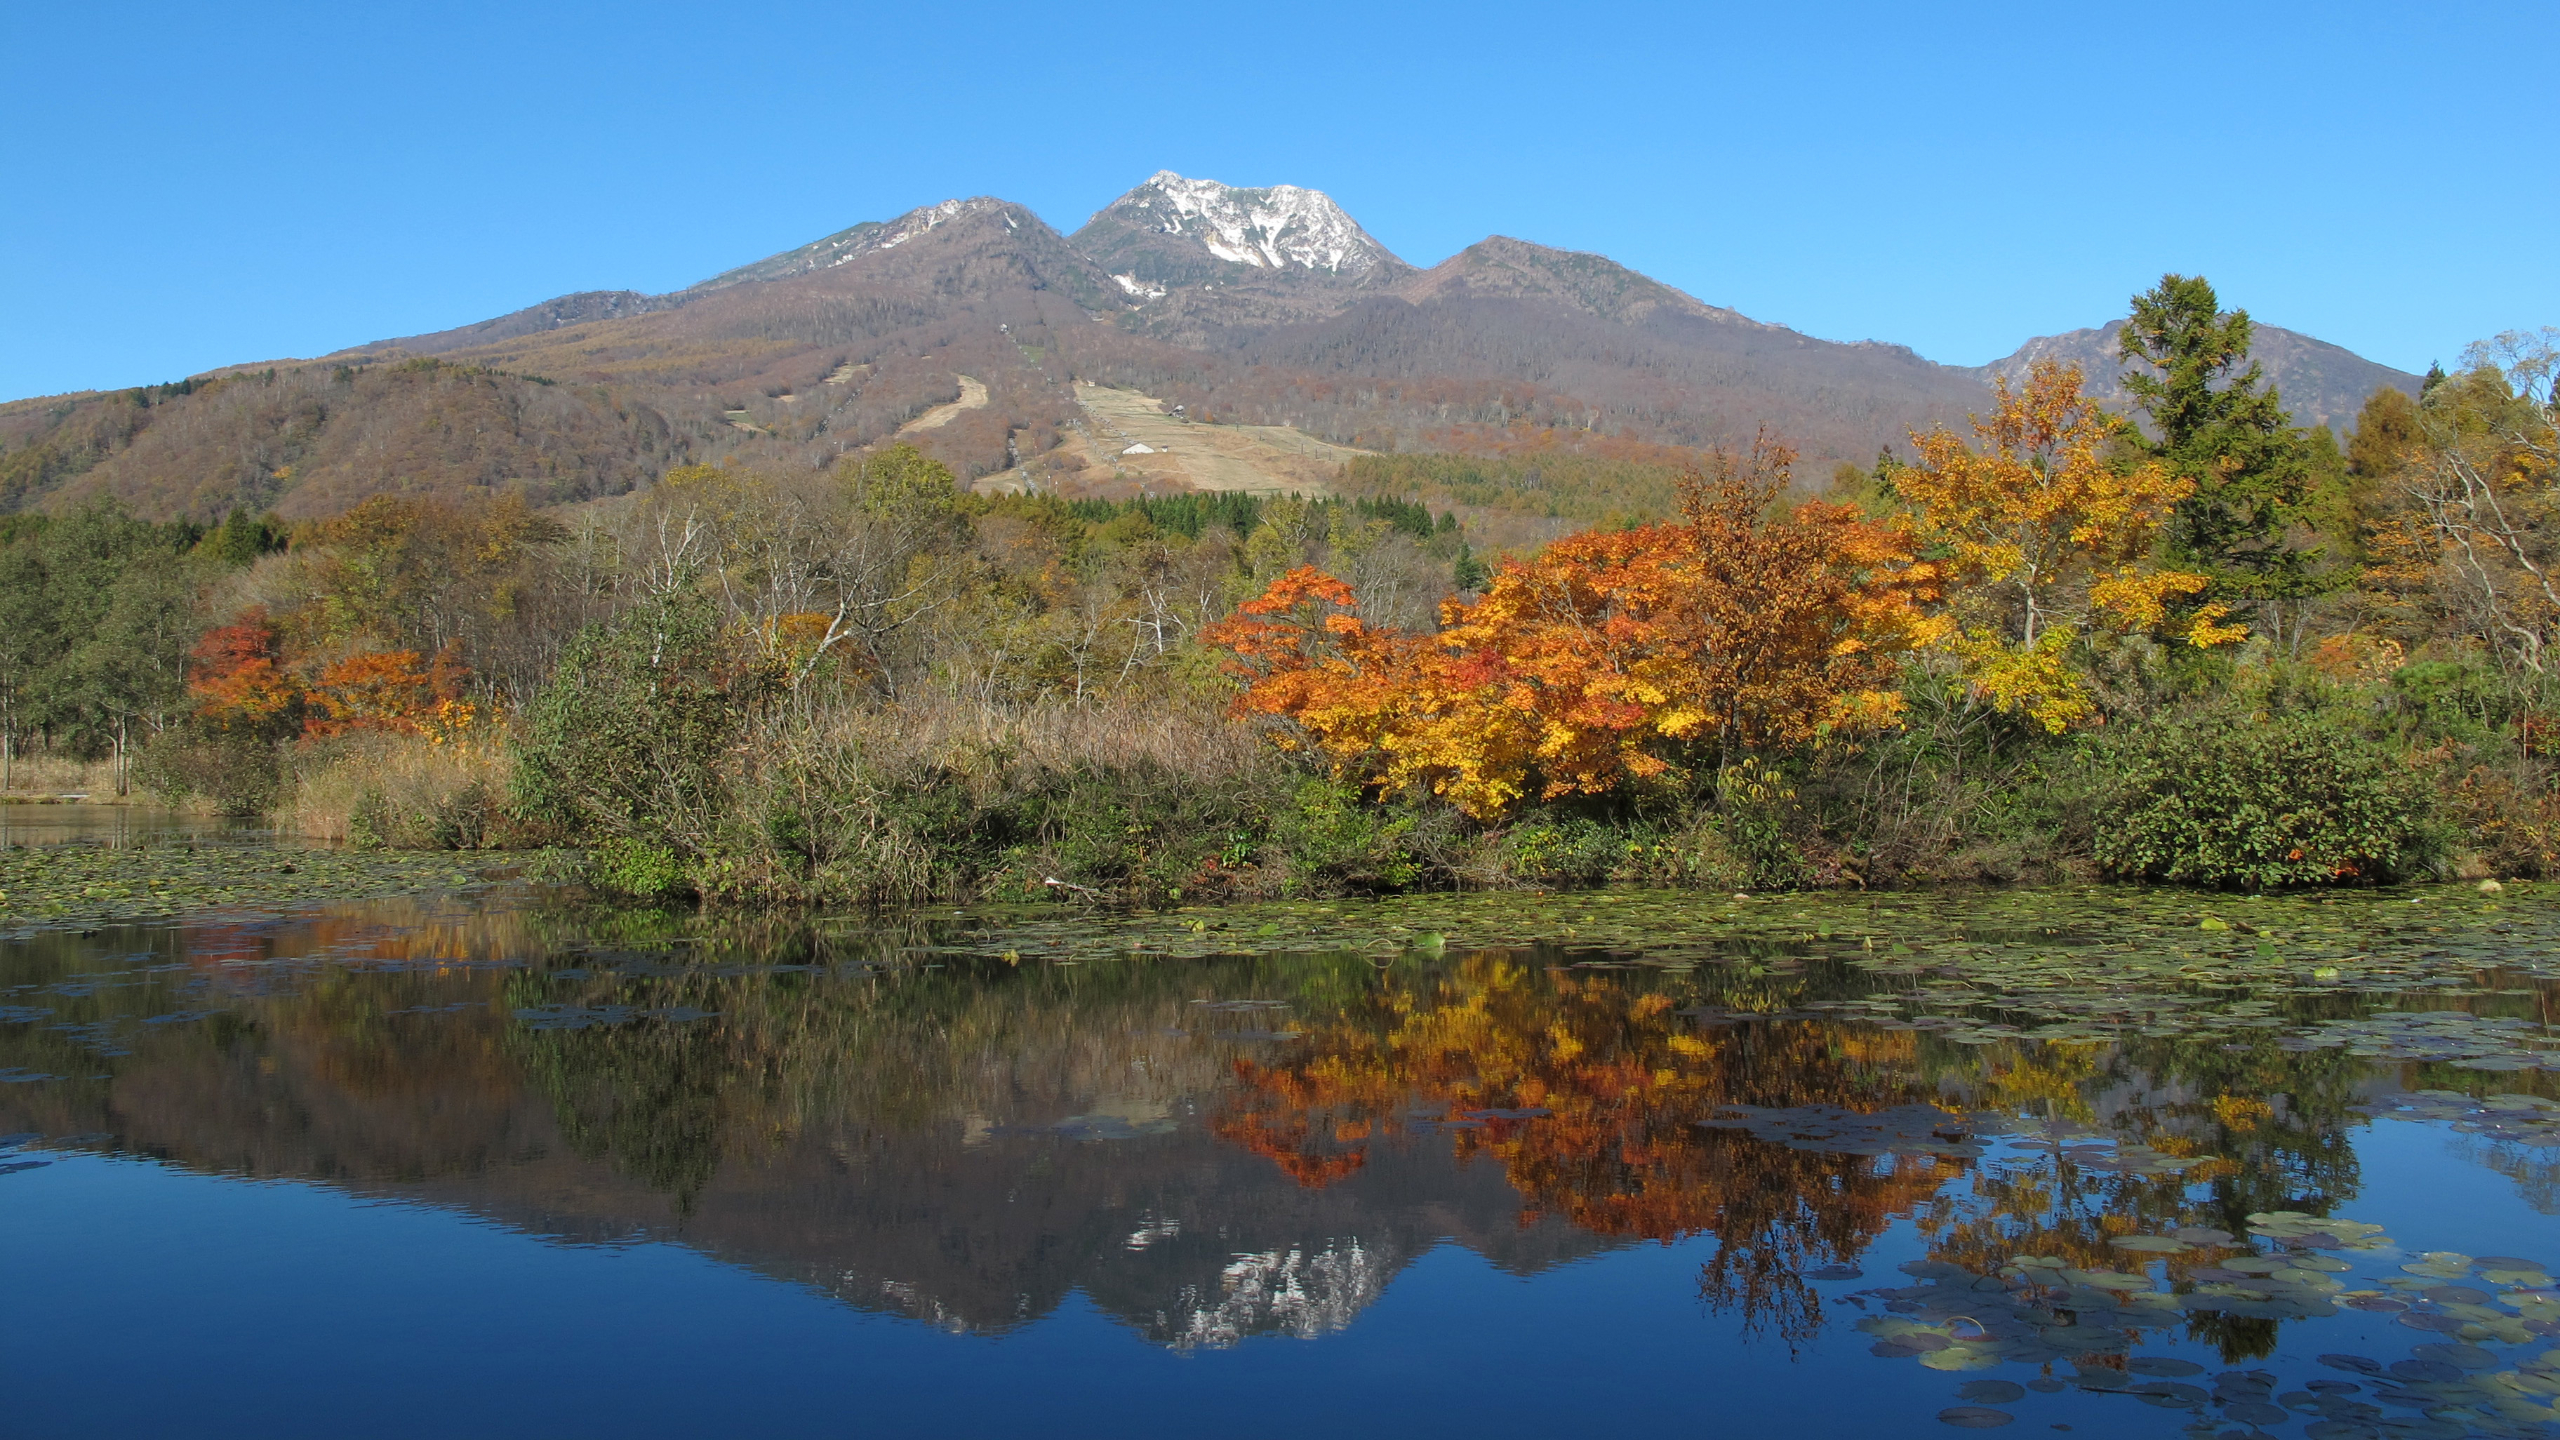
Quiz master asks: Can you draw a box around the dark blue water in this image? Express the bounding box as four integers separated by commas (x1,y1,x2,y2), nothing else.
7,886,2560,1439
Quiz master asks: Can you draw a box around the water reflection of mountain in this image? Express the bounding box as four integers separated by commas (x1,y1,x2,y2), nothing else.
0,893,2407,1355
0,904,1623,1347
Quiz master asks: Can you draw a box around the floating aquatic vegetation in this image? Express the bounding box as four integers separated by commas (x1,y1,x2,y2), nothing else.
2245,1210,2395,1250
985,1111,1181,1142
1849,1225,2560,1437
2286,1010,2560,1070
0,843,500,933
1699,1102,2220,1178
2360,1091,2560,1145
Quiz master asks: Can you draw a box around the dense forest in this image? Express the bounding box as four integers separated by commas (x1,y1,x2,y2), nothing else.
3,278,2552,908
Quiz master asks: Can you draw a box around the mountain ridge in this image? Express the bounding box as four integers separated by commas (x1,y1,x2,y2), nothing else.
0,173,2423,521
1963,318,2414,434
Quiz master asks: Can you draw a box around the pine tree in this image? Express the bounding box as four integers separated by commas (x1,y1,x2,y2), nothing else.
2119,274,2318,603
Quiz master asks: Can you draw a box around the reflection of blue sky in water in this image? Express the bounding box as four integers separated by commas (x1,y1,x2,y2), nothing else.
17,891,2560,1436
13,1134,2560,1439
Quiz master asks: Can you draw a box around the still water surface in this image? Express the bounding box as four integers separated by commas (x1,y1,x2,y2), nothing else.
9,859,2560,1437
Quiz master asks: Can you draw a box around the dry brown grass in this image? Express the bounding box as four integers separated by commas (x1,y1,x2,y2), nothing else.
0,753,123,801
819,690,1267,780
286,734,517,847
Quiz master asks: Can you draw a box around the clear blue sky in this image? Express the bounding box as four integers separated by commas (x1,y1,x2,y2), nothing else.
5,0,2549,401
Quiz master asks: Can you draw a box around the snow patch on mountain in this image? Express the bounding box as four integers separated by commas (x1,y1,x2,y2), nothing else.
1121,171,1389,276
693,198,1002,290
850,199,978,259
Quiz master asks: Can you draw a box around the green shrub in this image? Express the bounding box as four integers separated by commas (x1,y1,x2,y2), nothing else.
1715,758,1808,888
1494,816,1624,886
1271,777,1421,893
2094,715,2442,887
513,594,739,851
591,836,688,898
2392,658,2514,743
134,728,282,816
1000,762,1273,905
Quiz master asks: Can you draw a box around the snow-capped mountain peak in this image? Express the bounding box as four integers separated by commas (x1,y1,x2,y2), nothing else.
1106,172,1394,277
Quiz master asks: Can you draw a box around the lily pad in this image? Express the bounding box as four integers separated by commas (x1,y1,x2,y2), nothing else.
1935,1407,2014,1428
2408,1342,2498,1369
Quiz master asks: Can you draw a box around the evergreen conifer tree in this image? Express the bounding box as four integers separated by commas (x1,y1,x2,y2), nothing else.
2119,274,2318,605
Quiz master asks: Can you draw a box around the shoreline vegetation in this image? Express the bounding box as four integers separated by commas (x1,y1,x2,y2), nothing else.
0,281,2555,913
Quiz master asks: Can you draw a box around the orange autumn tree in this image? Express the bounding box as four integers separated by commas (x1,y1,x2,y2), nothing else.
187,607,304,736
1206,440,1940,818
303,643,472,739
1895,359,2244,730
188,609,477,742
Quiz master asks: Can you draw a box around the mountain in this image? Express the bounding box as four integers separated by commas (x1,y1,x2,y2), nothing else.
0,172,2428,522
1069,171,1415,346
1199,235,1992,461
1074,171,1406,287
1970,318,2420,434
372,289,682,358
1,197,1131,519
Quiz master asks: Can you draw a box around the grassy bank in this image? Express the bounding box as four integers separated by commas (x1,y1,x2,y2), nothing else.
493,622,2541,907
106,631,2547,914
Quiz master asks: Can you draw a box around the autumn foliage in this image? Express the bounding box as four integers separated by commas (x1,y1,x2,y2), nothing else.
187,608,303,734
188,614,474,743
1896,359,2243,730
302,644,472,739
1206,442,1939,817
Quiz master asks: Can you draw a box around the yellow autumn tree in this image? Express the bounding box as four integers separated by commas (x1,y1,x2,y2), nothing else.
1896,359,2243,730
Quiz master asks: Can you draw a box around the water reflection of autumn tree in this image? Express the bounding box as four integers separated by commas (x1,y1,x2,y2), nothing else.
2111,1034,2366,1230
1212,954,1949,1343
1915,1034,2370,1362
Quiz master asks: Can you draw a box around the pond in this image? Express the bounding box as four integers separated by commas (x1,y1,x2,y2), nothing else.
9,868,2560,1438
0,803,263,851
